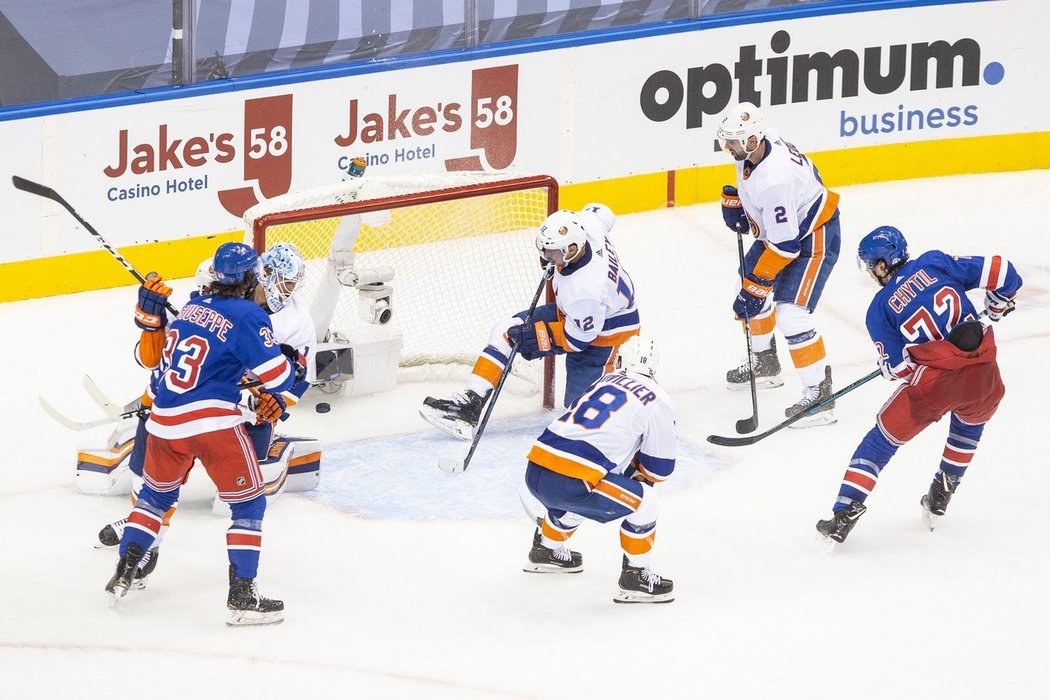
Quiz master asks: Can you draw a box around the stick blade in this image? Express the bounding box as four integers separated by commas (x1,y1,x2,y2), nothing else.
735,417,757,434
437,457,465,474
11,175,57,200
707,433,757,448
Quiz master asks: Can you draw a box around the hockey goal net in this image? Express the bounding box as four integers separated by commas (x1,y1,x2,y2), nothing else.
243,172,557,407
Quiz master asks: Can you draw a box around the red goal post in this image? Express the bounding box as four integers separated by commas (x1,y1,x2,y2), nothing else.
243,172,558,408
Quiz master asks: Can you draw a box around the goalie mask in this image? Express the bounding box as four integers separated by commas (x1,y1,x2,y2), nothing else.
616,336,659,380
536,210,587,267
260,243,306,312
717,102,766,160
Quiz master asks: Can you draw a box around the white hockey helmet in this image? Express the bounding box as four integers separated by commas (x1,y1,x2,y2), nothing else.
616,336,659,379
580,202,615,234
195,257,216,292
260,242,306,312
536,209,587,267
717,102,766,158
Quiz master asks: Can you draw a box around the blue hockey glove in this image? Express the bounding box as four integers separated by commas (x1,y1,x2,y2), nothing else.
721,185,750,235
134,274,172,331
984,290,1015,322
732,273,773,319
507,320,565,361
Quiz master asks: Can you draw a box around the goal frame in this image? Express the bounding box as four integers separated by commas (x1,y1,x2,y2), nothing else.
248,174,559,410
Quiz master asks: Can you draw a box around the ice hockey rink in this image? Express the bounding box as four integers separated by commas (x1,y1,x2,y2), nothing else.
1,170,1047,699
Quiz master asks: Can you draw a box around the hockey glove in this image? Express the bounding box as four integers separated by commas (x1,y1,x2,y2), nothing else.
984,290,1015,322
255,392,289,424
877,355,897,381
134,274,172,331
721,185,750,235
732,273,773,319
279,343,309,382
507,319,565,361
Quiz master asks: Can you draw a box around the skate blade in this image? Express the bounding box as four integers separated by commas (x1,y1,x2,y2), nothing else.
226,610,285,627
107,582,132,608
727,376,784,391
522,562,583,574
921,508,941,532
815,531,840,556
788,410,837,428
418,408,474,441
613,590,675,604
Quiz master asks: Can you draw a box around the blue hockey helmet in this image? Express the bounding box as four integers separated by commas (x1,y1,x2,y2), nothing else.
212,242,260,284
857,226,909,272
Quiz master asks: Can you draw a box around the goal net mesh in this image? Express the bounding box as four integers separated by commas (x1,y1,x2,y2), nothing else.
243,172,557,401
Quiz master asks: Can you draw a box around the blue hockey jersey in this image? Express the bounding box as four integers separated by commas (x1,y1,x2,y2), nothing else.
147,294,295,439
865,251,1022,378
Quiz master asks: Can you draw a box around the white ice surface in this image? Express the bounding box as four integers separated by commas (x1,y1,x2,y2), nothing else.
1,171,1048,699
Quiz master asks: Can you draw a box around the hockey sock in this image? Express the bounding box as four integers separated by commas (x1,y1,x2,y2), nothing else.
784,329,827,387
747,306,776,353
470,345,508,393
938,414,986,481
227,495,266,579
121,502,165,557
833,426,899,510
541,512,582,549
621,483,657,567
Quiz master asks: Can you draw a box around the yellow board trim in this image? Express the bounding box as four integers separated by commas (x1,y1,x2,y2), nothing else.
2,132,1047,302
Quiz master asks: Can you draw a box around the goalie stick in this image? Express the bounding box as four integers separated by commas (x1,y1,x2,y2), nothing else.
38,394,144,431
438,264,554,474
82,375,140,417
11,175,178,315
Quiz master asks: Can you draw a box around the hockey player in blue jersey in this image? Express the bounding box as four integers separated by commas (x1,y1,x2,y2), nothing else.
816,226,1022,547
95,244,313,573
105,242,302,625
523,336,675,603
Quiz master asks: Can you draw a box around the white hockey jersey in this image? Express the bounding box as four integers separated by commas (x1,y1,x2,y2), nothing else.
527,370,676,485
552,208,639,351
736,129,839,258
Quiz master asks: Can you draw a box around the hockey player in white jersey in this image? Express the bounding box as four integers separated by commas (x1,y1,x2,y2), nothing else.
420,203,640,440
718,102,842,425
522,336,674,603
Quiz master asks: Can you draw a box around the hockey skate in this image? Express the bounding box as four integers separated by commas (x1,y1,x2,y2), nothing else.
104,543,145,606
786,365,837,427
815,500,867,551
97,518,126,548
726,337,784,390
227,567,284,626
419,390,486,441
523,528,582,574
613,556,674,604
920,471,961,531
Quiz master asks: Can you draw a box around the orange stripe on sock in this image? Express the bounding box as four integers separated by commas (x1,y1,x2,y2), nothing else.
620,530,655,555
161,505,177,527
744,307,776,336
542,519,575,542
795,224,826,308
789,336,826,369
471,355,504,388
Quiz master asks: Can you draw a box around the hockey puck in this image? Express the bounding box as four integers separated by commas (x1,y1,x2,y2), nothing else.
316,402,331,414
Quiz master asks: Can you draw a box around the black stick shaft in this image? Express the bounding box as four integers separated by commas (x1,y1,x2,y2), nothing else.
12,175,179,315
736,232,759,433
459,265,554,472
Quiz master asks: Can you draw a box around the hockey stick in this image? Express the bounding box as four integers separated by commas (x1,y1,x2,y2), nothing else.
11,175,178,315
708,311,991,447
38,394,144,431
734,233,759,434
83,375,141,417
708,368,881,447
438,264,555,474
